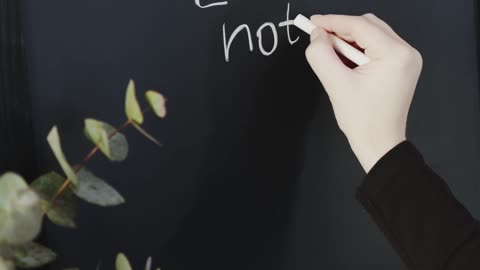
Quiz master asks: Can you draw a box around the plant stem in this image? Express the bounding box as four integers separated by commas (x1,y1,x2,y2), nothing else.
43,119,133,216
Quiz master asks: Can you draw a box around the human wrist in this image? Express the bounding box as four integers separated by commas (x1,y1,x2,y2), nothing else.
348,134,406,173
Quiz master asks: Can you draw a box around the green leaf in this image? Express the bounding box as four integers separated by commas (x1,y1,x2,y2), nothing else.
96,259,102,270
84,119,111,159
145,91,167,119
0,244,14,259
84,119,129,162
103,123,129,162
132,124,161,146
125,80,144,124
145,256,152,270
31,172,77,228
47,126,79,186
12,242,56,269
116,253,132,270
0,173,42,245
74,168,125,207
0,257,14,270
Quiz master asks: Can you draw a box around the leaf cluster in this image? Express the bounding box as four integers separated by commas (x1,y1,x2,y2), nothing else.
0,80,167,269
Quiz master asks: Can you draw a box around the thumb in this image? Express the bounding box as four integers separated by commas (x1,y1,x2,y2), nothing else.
306,28,351,91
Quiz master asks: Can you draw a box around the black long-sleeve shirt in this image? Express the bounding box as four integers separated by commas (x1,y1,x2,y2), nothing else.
356,141,480,269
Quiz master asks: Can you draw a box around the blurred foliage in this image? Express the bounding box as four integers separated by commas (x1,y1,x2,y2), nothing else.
115,253,161,270
0,80,167,269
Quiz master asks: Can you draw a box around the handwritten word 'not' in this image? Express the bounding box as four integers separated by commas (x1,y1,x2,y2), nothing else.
195,1,301,62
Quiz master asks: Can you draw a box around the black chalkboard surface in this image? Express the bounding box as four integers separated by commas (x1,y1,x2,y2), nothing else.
20,0,480,269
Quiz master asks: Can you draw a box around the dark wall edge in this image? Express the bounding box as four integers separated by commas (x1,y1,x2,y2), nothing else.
0,0,37,180
476,0,480,96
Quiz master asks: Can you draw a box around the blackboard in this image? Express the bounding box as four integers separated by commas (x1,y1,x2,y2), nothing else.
20,0,480,269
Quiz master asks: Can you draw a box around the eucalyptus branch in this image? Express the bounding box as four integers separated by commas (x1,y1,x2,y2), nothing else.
45,106,162,213
45,119,133,215
0,79,167,269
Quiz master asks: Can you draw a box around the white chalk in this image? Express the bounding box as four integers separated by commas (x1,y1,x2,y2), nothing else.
293,14,371,66
293,15,317,35
278,20,295,27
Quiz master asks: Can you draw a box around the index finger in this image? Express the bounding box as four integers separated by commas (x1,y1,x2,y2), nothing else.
310,14,395,58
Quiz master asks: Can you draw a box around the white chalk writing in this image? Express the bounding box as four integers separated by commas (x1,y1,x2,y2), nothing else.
197,2,301,62
257,23,278,56
223,24,254,62
195,0,228,8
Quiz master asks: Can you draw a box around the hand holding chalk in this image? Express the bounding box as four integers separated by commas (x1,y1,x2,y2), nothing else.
293,14,370,66
300,13,423,173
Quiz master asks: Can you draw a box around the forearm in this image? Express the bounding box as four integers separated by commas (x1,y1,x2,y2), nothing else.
356,141,480,269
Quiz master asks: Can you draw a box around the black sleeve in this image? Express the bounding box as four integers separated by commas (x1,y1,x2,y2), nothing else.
356,141,480,270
